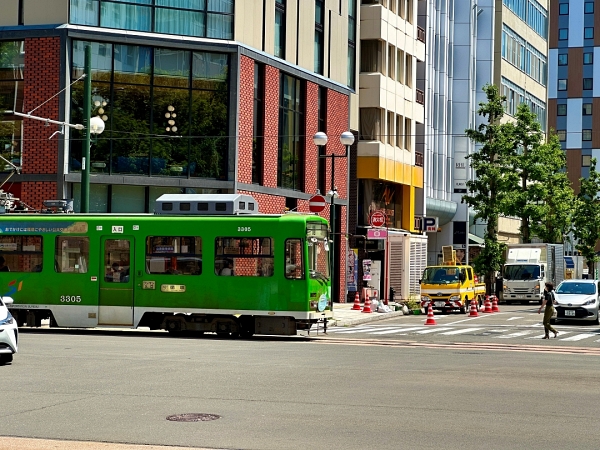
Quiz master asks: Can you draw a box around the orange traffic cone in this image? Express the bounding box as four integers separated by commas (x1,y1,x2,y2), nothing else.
491,295,500,312
469,299,479,317
424,302,437,325
351,291,362,311
483,295,493,313
362,296,373,313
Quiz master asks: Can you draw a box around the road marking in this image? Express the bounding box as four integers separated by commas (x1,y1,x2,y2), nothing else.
414,327,452,334
369,327,425,335
495,330,535,339
507,317,523,321
560,333,599,341
439,328,484,335
331,327,382,334
526,332,572,339
525,334,549,339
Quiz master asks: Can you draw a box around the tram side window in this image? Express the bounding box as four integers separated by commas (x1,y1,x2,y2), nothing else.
215,237,274,277
285,239,304,279
55,237,89,273
0,235,43,272
146,236,202,275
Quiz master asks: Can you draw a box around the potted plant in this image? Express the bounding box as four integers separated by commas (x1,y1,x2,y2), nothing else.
404,297,421,315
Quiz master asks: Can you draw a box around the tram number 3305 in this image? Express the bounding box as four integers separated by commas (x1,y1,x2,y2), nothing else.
60,296,82,303
238,227,251,232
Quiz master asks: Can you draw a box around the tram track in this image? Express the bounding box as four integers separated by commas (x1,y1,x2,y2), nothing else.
311,336,600,356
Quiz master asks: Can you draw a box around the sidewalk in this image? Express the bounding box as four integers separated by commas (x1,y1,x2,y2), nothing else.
328,301,407,327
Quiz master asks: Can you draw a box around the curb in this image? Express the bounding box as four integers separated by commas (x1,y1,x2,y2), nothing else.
330,309,406,327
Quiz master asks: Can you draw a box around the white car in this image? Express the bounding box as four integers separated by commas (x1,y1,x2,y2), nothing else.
552,280,600,325
0,296,18,364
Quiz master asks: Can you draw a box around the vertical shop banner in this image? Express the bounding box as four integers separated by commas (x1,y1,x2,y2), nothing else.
346,247,358,292
362,259,372,281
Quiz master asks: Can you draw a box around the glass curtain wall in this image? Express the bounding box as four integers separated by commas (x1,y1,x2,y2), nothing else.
70,40,230,179
70,0,234,39
278,73,304,190
0,41,24,173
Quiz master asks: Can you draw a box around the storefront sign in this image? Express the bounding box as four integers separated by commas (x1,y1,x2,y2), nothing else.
367,229,387,239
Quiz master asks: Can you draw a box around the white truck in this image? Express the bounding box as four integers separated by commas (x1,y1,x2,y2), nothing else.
501,243,564,305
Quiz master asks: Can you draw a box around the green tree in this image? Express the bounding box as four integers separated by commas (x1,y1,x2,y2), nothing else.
507,107,575,243
530,133,575,244
506,104,547,242
572,158,600,276
464,84,518,294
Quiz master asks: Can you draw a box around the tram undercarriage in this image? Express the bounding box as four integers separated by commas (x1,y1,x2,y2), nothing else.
12,309,324,337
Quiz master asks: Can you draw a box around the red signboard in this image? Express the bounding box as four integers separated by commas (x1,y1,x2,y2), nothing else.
370,211,386,227
308,194,326,213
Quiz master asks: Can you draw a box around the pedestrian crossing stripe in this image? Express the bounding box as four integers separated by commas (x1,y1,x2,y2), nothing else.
561,333,598,341
327,326,600,342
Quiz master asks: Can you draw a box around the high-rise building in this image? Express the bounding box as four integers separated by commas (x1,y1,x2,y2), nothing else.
421,0,549,263
548,1,597,193
353,0,427,302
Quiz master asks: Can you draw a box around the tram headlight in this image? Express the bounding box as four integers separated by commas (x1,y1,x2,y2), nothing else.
421,295,431,302
310,301,318,310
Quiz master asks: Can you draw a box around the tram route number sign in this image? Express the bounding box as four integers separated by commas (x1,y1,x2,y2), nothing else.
308,194,326,213
370,211,386,228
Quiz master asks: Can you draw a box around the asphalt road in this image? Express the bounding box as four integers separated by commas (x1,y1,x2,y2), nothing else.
1,325,600,450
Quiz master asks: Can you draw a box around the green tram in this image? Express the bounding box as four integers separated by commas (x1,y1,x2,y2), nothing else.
0,194,332,336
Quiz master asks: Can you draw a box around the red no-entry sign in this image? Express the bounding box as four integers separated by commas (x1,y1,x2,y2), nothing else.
370,211,386,228
308,194,326,213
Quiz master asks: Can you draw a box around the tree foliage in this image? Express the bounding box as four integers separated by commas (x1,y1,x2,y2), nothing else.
463,85,576,290
506,105,575,243
530,133,574,244
572,158,600,276
463,84,517,293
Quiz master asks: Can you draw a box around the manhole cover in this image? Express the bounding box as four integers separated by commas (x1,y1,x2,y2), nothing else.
166,413,221,422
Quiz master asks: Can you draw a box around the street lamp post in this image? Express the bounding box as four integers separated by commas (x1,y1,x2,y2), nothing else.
312,131,355,303
81,45,105,213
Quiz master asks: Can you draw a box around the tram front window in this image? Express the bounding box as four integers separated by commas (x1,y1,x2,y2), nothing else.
308,237,329,280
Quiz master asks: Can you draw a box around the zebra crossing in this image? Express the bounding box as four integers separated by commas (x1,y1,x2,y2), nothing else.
328,324,600,342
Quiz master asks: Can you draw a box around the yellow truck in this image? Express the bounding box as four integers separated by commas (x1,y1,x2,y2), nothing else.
419,264,486,314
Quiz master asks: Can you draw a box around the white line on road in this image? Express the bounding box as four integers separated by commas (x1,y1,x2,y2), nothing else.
495,330,535,339
439,328,484,335
507,317,524,321
525,334,549,339
369,327,425,335
443,312,512,325
414,327,452,334
560,333,599,341
331,327,382,334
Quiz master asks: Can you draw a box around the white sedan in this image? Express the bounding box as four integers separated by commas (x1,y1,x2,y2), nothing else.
552,280,600,325
0,296,18,364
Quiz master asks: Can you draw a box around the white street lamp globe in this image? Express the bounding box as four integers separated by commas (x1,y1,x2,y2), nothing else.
313,131,328,146
89,116,105,135
340,131,355,146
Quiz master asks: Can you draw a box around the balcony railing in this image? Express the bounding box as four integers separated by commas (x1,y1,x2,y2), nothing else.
417,26,426,43
415,152,424,167
416,88,424,105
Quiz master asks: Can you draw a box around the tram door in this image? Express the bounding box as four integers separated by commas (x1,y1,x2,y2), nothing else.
99,236,134,326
